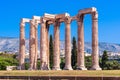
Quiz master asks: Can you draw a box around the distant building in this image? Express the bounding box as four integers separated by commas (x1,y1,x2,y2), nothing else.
102,51,120,63
84,51,91,56
60,49,65,58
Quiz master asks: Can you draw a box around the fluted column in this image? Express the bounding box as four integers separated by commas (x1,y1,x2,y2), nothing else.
33,20,38,70
90,12,101,70
29,20,36,70
46,24,50,70
19,22,25,70
77,15,87,70
52,20,61,70
40,18,48,70
64,17,73,70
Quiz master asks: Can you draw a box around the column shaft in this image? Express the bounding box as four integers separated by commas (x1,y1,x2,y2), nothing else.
29,20,36,70
52,21,61,70
33,22,38,70
19,22,25,70
91,12,101,70
77,15,87,70
64,17,72,70
40,19,48,70
46,25,50,69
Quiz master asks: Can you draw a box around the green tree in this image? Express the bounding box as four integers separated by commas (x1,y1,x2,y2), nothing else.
71,37,77,69
49,35,54,69
60,57,65,69
101,50,108,70
85,56,92,69
37,60,41,70
105,60,120,70
25,62,29,70
25,60,41,70
0,53,18,70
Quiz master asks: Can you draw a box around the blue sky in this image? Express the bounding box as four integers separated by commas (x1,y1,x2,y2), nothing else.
0,0,120,43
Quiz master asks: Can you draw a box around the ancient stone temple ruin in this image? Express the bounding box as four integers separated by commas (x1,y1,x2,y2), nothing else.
19,7,101,70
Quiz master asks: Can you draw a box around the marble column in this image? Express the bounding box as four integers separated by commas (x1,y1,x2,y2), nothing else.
77,15,87,70
19,22,25,70
40,19,48,70
29,20,36,70
64,17,73,70
46,24,50,70
33,20,38,70
90,12,101,70
52,20,61,70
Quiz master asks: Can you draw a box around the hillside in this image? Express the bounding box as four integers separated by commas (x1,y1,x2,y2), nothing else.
0,37,120,54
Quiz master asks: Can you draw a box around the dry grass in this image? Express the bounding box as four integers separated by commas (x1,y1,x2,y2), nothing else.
0,70,120,77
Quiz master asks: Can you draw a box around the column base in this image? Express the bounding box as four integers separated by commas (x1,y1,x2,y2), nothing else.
40,67,50,70
90,66,101,70
33,66,37,70
17,66,25,70
77,66,87,70
52,67,61,70
47,67,50,70
63,66,73,70
40,62,50,70
28,67,34,70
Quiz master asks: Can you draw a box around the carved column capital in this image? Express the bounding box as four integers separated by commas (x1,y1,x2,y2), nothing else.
92,11,98,20
77,14,84,22
20,22,25,27
30,20,35,26
53,19,60,27
35,20,39,26
41,18,47,24
64,17,71,24
34,20,39,29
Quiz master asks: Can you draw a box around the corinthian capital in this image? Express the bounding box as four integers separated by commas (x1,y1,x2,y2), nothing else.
53,19,60,27
34,20,39,26
64,17,71,24
20,22,25,27
92,11,98,20
32,16,41,26
30,20,35,26
77,14,84,22
41,18,47,24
